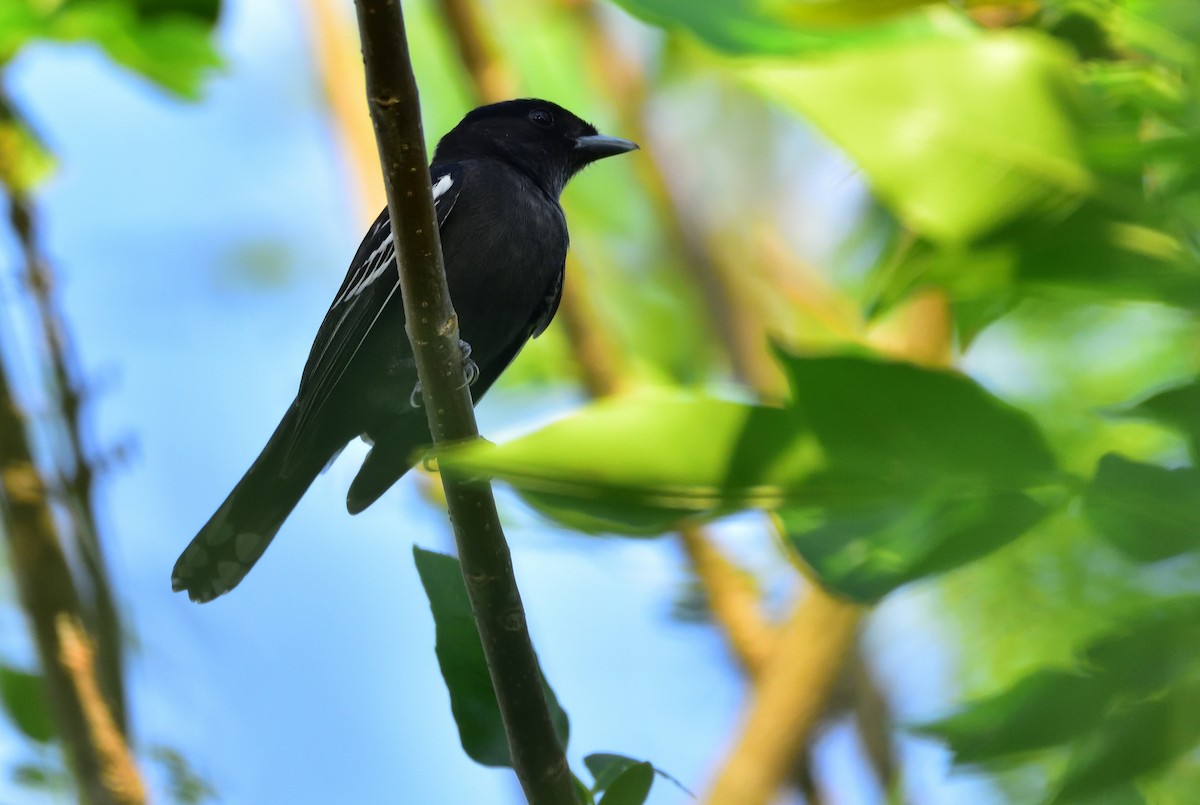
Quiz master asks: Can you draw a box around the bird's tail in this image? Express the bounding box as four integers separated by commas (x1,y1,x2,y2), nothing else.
172,406,329,603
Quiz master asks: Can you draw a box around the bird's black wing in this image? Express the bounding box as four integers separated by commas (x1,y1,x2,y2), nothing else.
284,166,464,465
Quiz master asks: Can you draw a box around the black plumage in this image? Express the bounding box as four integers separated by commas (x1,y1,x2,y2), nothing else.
172,99,637,602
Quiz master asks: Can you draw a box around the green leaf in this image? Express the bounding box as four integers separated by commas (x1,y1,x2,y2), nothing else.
606,0,973,57
0,666,56,744
868,204,1200,337
781,490,1051,602
1083,453,1200,562
1052,680,1200,803
585,753,643,794
914,670,1114,763
2,0,222,98
742,33,1094,243
438,394,826,535
0,97,56,193
1120,380,1200,458
1081,598,1200,696
598,762,655,805
412,547,569,768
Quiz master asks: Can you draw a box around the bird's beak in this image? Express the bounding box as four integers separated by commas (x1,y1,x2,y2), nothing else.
574,134,639,161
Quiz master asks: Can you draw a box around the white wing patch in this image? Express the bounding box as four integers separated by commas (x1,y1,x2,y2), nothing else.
432,173,454,201
332,173,456,308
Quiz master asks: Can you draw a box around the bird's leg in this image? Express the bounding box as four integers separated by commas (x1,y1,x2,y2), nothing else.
409,339,479,408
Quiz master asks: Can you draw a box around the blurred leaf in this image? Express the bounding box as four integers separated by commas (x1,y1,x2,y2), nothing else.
150,746,217,805
1083,453,1200,561
1120,380,1200,457
743,33,1094,243
0,0,221,98
1052,680,1200,803
0,666,56,744
914,670,1113,763
869,203,1200,341
439,394,825,535
11,762,69,791
412,547,570,768
0,97,55,193
766,0,1029,26
1081,598,1200,696
573,773,597,805
781,490,1051,602
598,762,654,805
606,0,973,56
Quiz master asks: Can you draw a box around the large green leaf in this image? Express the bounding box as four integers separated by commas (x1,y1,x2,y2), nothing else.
777,351,1060,599
412,547,570,768
742,33,1094,243
439,394,826,534
778,352,1059,481
1083,453,1200,561
0,666,56,744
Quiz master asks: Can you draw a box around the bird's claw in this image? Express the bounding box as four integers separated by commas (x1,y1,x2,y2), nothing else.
409,340,479,408
458,339,479,389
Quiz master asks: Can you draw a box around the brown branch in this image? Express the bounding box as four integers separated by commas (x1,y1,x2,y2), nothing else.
704,592,863,805
350,2,575,802
0,350,143,805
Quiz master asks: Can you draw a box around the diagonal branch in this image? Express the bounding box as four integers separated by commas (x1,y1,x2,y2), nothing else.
350,2,576,802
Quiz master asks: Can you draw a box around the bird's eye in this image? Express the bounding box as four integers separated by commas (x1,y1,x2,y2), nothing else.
528,109,554,128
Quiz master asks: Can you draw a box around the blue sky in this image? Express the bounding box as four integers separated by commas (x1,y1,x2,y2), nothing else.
0,1,1000,803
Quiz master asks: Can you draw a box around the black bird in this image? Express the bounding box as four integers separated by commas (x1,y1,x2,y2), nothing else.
172,99,637,602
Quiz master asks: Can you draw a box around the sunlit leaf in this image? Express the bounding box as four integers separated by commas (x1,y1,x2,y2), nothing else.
439,394,826,534
742,33,1094,243
0,666,56,744
1083,453,1200,561
413,547,570,767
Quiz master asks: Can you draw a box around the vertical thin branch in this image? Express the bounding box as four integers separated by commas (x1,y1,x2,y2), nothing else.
0,351,144,805
350,2,575,802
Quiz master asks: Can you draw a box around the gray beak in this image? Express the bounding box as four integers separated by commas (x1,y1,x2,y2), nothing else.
574,134,639,161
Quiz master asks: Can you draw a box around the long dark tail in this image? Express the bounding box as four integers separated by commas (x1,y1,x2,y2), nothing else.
172,405,333,603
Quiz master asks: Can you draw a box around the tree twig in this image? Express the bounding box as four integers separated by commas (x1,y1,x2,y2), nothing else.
350,2,575,802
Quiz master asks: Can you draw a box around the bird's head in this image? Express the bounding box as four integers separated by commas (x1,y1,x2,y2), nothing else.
433,99,638,196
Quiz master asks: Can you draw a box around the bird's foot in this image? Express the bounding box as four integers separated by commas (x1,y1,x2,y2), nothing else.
408,340,479,408
458,339,479,389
